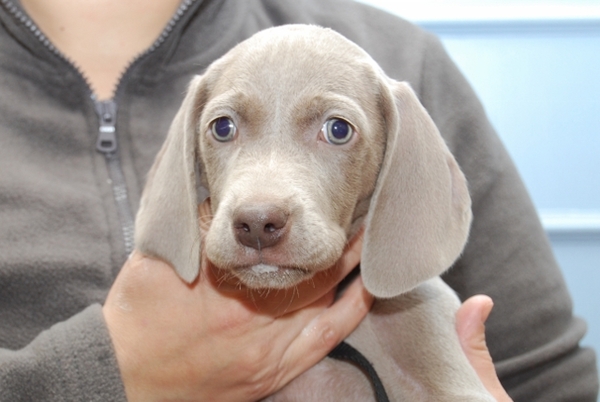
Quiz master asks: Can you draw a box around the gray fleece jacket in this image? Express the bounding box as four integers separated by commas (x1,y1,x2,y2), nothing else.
0,0,597,400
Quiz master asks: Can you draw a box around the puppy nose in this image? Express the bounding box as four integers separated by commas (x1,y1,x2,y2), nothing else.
233,204,289,250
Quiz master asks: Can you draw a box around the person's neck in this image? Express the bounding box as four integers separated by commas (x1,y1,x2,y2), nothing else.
21,0,182,99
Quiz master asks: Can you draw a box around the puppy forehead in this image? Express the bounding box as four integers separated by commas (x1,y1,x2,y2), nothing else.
201,33,383,138
206,26,381,106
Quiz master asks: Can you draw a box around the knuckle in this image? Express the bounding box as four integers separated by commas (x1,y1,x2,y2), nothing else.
320,322,341,349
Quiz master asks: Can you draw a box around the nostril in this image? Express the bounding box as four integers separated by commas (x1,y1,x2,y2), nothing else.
235,222,251,232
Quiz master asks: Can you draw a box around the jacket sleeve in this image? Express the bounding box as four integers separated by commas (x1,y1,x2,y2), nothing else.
0,304,127,401
415,33,599,401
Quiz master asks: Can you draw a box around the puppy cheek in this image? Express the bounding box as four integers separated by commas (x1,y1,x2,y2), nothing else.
202,205,238,267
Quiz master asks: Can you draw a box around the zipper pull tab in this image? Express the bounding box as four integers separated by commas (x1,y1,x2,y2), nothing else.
94,100,118,154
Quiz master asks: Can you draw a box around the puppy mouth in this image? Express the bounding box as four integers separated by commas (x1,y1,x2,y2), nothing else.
233,264,312,289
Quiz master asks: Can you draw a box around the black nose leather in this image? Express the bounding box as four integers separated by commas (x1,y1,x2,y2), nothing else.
233,204,289,249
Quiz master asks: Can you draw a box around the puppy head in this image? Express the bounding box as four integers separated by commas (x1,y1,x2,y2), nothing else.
135,25,471,298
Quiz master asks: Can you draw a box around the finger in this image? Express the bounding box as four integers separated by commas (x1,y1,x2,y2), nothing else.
278,275,373,385
456,295,513,402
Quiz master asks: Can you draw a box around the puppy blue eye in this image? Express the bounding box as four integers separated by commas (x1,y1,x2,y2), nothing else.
211,117,236,142
323,118,354,145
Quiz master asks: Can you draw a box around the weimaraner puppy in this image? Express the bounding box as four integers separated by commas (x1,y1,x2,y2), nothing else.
135,25,495,401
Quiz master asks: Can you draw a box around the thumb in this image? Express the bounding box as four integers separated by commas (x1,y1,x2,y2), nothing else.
456,295,513,401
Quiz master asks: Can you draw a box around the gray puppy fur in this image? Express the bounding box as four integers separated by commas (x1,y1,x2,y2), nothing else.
135,25,494,401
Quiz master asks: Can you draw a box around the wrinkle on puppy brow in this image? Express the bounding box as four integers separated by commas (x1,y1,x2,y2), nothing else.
204,90,267,132
292,94,365,132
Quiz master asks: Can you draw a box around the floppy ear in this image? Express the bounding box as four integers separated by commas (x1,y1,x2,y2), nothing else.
134,75,205,282
361,81,472,298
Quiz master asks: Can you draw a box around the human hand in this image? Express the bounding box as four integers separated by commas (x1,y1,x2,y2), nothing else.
456,295,513,402
102,232,371,402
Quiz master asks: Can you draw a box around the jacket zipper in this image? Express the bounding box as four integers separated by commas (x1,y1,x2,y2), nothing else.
94,100,135,255
2,0,197,258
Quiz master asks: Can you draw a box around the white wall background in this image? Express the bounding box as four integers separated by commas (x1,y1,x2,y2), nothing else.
357,0,600,382
355,0,600,21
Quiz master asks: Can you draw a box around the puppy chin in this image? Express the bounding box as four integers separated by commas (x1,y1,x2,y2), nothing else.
233,264,313,289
